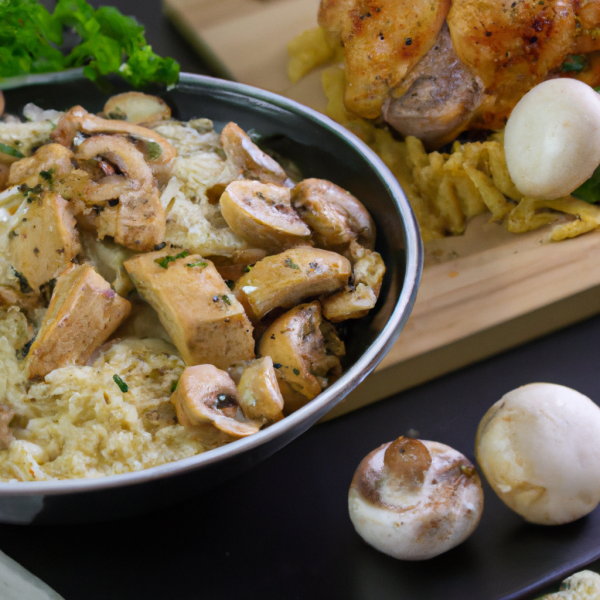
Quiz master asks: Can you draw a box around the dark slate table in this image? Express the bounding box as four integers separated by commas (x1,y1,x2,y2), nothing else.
3,2,600,598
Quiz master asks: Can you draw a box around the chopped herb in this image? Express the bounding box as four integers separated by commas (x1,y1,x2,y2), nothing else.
186,261,207,268
170,379,179,393
39,278,56,305
40,168,55,185
145,141,163,160
284,258,300,270
11,268,33,294
273,363,282,369
113,374,129,393
225,279,235,290
18,183,43,202
561,54,587,72
0,143,23,159
107,108,125,120
221,295,231,306
405,37,412,45
293,368,300,376
0,0,180,89
572,163,600,203
154,251,189,269
243,264,255,273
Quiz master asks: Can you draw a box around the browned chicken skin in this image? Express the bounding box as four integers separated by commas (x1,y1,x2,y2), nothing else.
319,0,600,147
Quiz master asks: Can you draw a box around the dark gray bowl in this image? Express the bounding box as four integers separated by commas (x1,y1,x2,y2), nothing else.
0,73,422,524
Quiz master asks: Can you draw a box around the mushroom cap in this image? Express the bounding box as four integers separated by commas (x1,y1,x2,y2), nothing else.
349,439,483,561
504,79,600,199
476,382,600,525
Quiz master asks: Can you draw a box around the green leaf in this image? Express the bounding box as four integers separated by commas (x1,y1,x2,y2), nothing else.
170,379,179,393
572,164,600,203
113,374,129,393
284,257,300,270
145,141,163,161
561,54,587,72
0,143,23,159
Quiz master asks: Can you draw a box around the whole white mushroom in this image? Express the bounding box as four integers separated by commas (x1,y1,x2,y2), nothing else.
348,437,484,560
504,79,600,200
476,383,600,525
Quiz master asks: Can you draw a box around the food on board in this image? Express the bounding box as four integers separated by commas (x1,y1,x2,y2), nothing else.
476,383,600,525
348,436,483,560
0,92,385,481
504,79,600,200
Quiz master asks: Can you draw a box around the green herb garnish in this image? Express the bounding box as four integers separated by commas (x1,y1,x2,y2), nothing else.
0,143,24,159
221,295,231,305
572,163,600,203
293,368,300,376
113,374,129,393
0,0,180,89
561,54,587,73
18,183,43,202
243,264,254,273
145,141,163,161
154,251,189,269
11,267,33,294
284,258,300,270
40,168,54,182
186,261,207,268
170,379,179,393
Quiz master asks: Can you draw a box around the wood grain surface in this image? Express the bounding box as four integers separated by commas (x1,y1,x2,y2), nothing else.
163,0,600,416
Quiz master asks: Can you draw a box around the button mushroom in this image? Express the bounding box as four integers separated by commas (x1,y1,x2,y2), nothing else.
229,357,284,424
476,382,600,525
258,301,345,413
322,241,386,322
8,191,81,296
102,92,171,126
27,264,132,380
220,122,290,186
349,437,484,560
75,135,166,251
291,178,376,251
171,364,261,437
124,250,255,369
234,247,351,320
220,180,310,252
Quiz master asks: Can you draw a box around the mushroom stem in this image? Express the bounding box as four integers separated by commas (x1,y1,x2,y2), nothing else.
384,437,432,490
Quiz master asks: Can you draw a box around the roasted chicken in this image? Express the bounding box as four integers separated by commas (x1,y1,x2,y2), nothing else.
319,0,600,147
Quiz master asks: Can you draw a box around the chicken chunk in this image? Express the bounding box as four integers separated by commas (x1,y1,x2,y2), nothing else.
8,143,75,188
124,250,255,369
27,265,132,380
9,191,81,295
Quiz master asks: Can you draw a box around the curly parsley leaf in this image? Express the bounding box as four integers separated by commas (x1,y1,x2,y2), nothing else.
0,0,179,88
572,164,600,204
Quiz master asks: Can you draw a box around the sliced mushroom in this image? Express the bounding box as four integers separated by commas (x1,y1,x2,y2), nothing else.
51,105,176,170
124,250,255,369
103,92,171,126
8,191,81,295
258,301,345,413
171,364,261,437
322,242,386,322
75,135,166,252
231,356,284,423
220,180,310,252
8,143,74,188
27,264,132,380
291,179,376,251
349,437,484,560
234,247,351,320
220,122,290,186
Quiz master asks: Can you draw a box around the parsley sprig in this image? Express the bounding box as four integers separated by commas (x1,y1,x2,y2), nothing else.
0,0,180,89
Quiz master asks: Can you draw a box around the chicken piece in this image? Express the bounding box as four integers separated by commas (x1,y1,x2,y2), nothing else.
27,265,132,380
8,143,75,188
124,250,255,370
383,26,484,148
74,135,166,252
318,0,450,119
220,122,290,186
447,0,577,131
322,242,385,322
8,191,81,295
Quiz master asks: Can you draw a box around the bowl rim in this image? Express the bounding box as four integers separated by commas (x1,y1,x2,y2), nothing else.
0,72,423,496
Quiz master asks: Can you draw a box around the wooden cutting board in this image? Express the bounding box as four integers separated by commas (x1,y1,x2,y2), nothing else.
163,0,600,419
